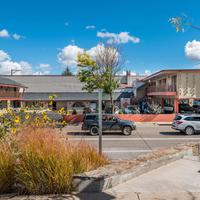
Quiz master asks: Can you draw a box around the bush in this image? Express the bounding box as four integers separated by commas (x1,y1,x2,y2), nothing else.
0,141,15,193
14,127,107,194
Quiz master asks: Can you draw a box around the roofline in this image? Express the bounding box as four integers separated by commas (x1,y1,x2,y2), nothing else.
0,74,145,77
142,69,200,81
0,84,26,88
0,75,76,77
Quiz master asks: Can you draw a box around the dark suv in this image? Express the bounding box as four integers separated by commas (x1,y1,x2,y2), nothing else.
82,114,136,136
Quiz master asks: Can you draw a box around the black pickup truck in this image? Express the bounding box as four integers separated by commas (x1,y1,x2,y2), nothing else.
82,114,136,136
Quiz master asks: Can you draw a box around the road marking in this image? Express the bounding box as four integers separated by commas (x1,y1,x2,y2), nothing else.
103,149,152,153
69,137,200,141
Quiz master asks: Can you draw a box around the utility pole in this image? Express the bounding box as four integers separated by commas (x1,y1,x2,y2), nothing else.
98,89,103,155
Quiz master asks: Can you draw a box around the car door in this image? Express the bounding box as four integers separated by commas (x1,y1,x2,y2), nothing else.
103,116,120,131
193,117,200,130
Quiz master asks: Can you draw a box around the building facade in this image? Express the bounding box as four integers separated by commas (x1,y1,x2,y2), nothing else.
142,69,200,113
0,77,25,108
0,72,145,111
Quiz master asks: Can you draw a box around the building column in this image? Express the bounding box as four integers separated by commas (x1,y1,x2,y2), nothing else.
6,100,11,109
174,98,179,113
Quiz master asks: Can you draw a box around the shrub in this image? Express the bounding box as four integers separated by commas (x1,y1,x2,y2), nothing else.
14,127,107,194
0,141,15,193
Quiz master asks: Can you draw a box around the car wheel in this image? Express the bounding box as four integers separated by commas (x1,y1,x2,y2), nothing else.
90,126,99,136
123,126,132,136
185,126,195,135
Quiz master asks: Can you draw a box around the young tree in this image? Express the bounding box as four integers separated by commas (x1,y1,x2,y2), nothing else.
61,67,73,76
169,14,200,32
77,45,121,113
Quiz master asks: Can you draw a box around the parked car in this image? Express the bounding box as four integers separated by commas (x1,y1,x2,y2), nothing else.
193,105,200,114
82,114,136,136
179,104,194,114
163,104,174,114
172,114,200,135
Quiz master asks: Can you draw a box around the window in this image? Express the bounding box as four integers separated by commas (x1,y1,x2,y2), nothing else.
85,115,97,120
193,117,200,121
184,117,194,121
72,102,85,108
175,116,182,120
184,117,200,121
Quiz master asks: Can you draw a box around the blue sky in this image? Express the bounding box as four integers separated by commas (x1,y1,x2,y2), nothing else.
0,0,200,75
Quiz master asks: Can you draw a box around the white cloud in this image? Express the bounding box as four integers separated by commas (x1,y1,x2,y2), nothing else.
58,44,121,69
85,25,96,30
57,45,84,67
194,63,200,69
39,63,51,69
0,50,10,61
144,69,151,75
116,70,136,76
0,29,9,38
185,40,200,60
97,31,140,44
0,49,33,75
0,29,24,40
12,33,22,40
35,63,51,75
86,44,104,58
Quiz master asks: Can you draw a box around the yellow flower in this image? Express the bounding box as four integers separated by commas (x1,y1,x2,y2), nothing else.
15,116,20,124
58,107,64,114
25,113,30,120
49,95,53,100
51,120,56,128
41,111,46,116
67,111,70,116
11,127,17,134
6,108,11,113
43,115,50,122
61,120,66,126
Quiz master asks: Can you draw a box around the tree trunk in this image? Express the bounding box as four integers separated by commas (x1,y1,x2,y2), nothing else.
110,93,114,114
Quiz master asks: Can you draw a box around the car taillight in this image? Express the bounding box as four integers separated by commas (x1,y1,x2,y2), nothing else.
176,121,183,125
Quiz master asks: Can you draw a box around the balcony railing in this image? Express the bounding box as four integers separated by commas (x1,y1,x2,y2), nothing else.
147,85,176,93
0,91,21,99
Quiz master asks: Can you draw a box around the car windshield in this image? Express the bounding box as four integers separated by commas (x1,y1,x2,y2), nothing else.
175,115,182,120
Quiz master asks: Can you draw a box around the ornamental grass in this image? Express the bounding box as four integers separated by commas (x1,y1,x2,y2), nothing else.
0,127,108,194
0,141,15,193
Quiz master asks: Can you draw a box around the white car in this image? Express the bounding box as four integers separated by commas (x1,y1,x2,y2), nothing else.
172,114,200,135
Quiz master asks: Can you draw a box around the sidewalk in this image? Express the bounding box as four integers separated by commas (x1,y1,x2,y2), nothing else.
106,158,200,199
1,158,200,200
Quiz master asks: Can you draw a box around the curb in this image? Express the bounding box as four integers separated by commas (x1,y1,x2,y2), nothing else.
73,143,200,193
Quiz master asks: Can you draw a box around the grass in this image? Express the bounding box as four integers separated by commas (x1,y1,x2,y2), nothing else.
0,141,15,193
0,126,108,194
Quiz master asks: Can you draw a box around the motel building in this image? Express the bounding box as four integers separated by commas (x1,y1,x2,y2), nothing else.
0,77,25,109
0,72,145,111
142,69,200,113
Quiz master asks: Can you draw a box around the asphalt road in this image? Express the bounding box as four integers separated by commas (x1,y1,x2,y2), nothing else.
64,123,200,160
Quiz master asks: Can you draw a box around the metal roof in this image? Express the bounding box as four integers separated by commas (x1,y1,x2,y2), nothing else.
22,91,133,101
1,75,84,93
0,75,134,101
0,77,25,88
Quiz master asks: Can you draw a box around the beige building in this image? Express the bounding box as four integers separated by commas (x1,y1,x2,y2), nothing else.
142,69,200,113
